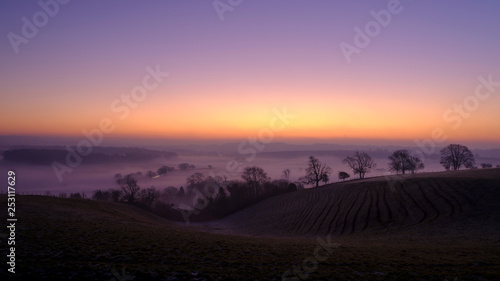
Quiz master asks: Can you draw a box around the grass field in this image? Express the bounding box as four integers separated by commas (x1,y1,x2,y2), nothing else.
1,169,500,280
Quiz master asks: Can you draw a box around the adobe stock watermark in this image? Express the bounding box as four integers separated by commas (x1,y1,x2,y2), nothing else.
51,64,169,182
7,0,71,54
282,235,340,280
340,0,409,64
213,0,243,21
385,74,499,191
178,106,296,224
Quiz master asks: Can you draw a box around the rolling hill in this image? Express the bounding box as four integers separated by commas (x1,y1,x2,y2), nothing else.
2,169,499,280
1,146,177,165
207,168,500,238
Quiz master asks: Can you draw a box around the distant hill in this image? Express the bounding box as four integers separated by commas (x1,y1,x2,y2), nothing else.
2,146,177,165
210,168,500,238
149,142,500,158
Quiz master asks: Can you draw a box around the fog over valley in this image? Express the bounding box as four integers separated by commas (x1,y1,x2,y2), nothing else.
2,143,499,195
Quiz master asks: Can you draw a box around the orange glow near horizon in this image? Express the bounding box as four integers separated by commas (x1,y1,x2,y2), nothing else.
3,85,499,143
2,1,500,146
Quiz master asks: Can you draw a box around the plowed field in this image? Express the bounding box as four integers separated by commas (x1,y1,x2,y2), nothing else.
210,169,500,238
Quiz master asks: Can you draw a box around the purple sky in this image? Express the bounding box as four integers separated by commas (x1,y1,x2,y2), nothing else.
1,0,499,148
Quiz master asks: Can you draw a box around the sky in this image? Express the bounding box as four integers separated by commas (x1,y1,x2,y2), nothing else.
1,0,499,148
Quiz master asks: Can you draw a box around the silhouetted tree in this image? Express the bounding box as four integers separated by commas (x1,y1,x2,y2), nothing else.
440,144,475,171
241,166,269,197
197,176,223,200
215,187,228,203
408,156,424,174
388,149,425,174
116,174,140,204
158,166,175,175
186,173,205,190
388,149,411,174
303,156,332,187
162,186,178,199
321,173,329,185
70,193,81,199
147,170,157,178
109,188,122,202
265,179,289,195
343,151,376,179
92,189,110,201
157,166,168,176
139,187,160,208
178,163,195,170
177,186,185,197
207,175,227,185
338,171,350,181
209,186,229,216
481,163,493,168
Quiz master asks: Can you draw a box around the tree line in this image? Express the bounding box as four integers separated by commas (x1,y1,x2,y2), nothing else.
92,166,298,222
87,143,491,222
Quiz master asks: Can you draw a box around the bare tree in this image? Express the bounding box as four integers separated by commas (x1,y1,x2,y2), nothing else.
343,151,376,179
388,149,425,174
440,144,475,171
241,166,269,197
116,174,140,204
304,156,332,187
162,186,178,199
139,187,160,208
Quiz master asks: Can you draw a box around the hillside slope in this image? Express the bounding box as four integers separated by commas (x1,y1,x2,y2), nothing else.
2,181,500,280
2,196,311,280
209,169,500,238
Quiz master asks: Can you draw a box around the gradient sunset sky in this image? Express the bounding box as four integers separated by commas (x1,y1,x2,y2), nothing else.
1,1,499,147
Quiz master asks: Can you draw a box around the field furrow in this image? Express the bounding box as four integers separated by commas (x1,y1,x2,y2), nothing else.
216,169,500,238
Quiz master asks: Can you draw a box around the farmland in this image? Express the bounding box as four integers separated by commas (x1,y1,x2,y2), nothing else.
1,169,499,280
207,169,500,239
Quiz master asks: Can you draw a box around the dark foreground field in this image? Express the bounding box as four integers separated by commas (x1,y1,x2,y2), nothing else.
2,169,500,280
